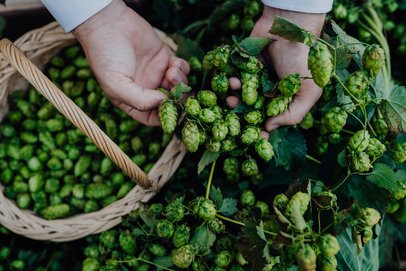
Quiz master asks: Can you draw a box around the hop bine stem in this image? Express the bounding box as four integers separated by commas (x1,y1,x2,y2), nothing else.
205,161,217,199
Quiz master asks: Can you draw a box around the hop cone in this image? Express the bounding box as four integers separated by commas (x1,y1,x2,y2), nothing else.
253,96,265,110
345,71,369,98
211,72,229,94
244,110,263,125
197,90,217,108
351,152,372,172
172,245,195,269
278,73,301,97
366,138,386,157
242,159,259,176
321,107,348,134
199,108,216,123
223,158,239,176
308,42,333,88
188,57,202,71
235,55,263,74
300,112,314,130
225,112,241,136
205,139,221,153
198,128,206,146
296,244,317,271
328,133,342,145
159,100,178,134
182,121,200,152
213,45,231,71
348,130,370,153
316,136,329,155
202,51,214,71
241,126,260,145
221,137,237,152
391,142,406,163
184,97,201,117
266,96,292,117
212,121,229,141
255,139,274,161
363,44,385,77
212,105,223,121
242,74,259,106
319,256,337,271
372,113,389,139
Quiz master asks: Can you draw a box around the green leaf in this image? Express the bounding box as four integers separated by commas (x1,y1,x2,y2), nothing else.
269,17,314,46
218,198,238,216
190,225,216,255
208,0,245,26
210,186,223,210
337,149,348,168
366,163,401,194
261,72,276,94
286,266,299,271
336,226,380,271
239,37,272,56
395,169,406,182
172,34,205,60
269,127,307,170
329,20,364,55
198,150,219,174
170,83,191,100
380,86,406,133
231,103,251,114
256,221,267,242
153,256,173,268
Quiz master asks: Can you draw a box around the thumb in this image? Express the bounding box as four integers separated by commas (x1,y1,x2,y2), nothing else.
105,73,167,111
265,80,322,131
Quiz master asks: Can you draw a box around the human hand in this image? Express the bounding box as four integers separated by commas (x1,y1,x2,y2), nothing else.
73,0,190,126
227,6,326,133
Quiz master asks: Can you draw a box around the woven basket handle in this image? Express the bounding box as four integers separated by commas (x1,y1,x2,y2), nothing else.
0,38,150,188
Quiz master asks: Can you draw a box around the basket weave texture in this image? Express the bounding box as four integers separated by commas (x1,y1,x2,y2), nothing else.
0,22,186,242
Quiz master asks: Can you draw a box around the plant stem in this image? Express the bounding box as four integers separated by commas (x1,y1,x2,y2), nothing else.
216,214,245,226
332,173,352,192
306,155,322,165
205,161,216,199
115,258,176,271
342,129,355,135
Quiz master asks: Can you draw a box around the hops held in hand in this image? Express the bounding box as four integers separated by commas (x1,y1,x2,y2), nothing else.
266,96,292,117
308,42,333,88
159,100,178,134
278,73,301,97
182,121,200,152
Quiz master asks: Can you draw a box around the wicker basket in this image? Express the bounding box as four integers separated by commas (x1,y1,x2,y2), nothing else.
0,22,186,242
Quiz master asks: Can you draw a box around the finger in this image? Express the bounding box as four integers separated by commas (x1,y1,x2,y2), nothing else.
265,80,322,132
260,130,270,140
113,100,160,126
229,77,242,91
106,73,167,111
226,96,240,109
165,66,189,87
169,56,191,75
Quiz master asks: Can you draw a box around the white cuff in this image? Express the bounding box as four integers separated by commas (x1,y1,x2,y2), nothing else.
262,0,333,13
41,0,114,32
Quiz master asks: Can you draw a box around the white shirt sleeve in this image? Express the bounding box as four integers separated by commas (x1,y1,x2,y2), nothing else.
41,0,113,32
262,0,333,13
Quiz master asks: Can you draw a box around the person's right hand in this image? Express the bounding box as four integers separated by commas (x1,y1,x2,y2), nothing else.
73,0,190,126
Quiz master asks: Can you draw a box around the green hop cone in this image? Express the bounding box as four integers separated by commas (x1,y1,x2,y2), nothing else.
328,133,342,145
318,234,340,257
362,226,373,244
172,224,191,248
241,126,260,145
255,139,274,161
188,56,202,71
266,96,292,117
225,112,241,136
182,121,200,152
372,113,389,139
278,73,301,97
202,51,215,71
199,108,217,123
241,16,255,33
366,138,386,158
223,158,239,176
215,251,233,268
241,159,259,176
198,90,217,108
119,233,137,255
362,44,385,77
348,130,370,153
165,198,185,222
211,73,229,94
172,245,195,269
321,107,348,134
184,97,201,117
241,74,259,106
359,207,381,227
235,55,263,74
149,243,166,257
212,105,223,120
319,256,338,271
351,152,372,172
156,219,175,239
199,128,207,146
244,0,261,17
345,71,370,98
316,136,329,155
244,110,263,125
192,197,217,220
212,121,229,141
253,95,265,110
285,192,310,217
226,14,240,30
391,142,406,163
213,45,231,71
255,201,270,217
308,42,333,88
221,137,237,152
208,218,225,234
205,139,221,153
296,244,317,271
273,193,289,211
159,100,178,134
241,190,256,207
300,112,314,130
